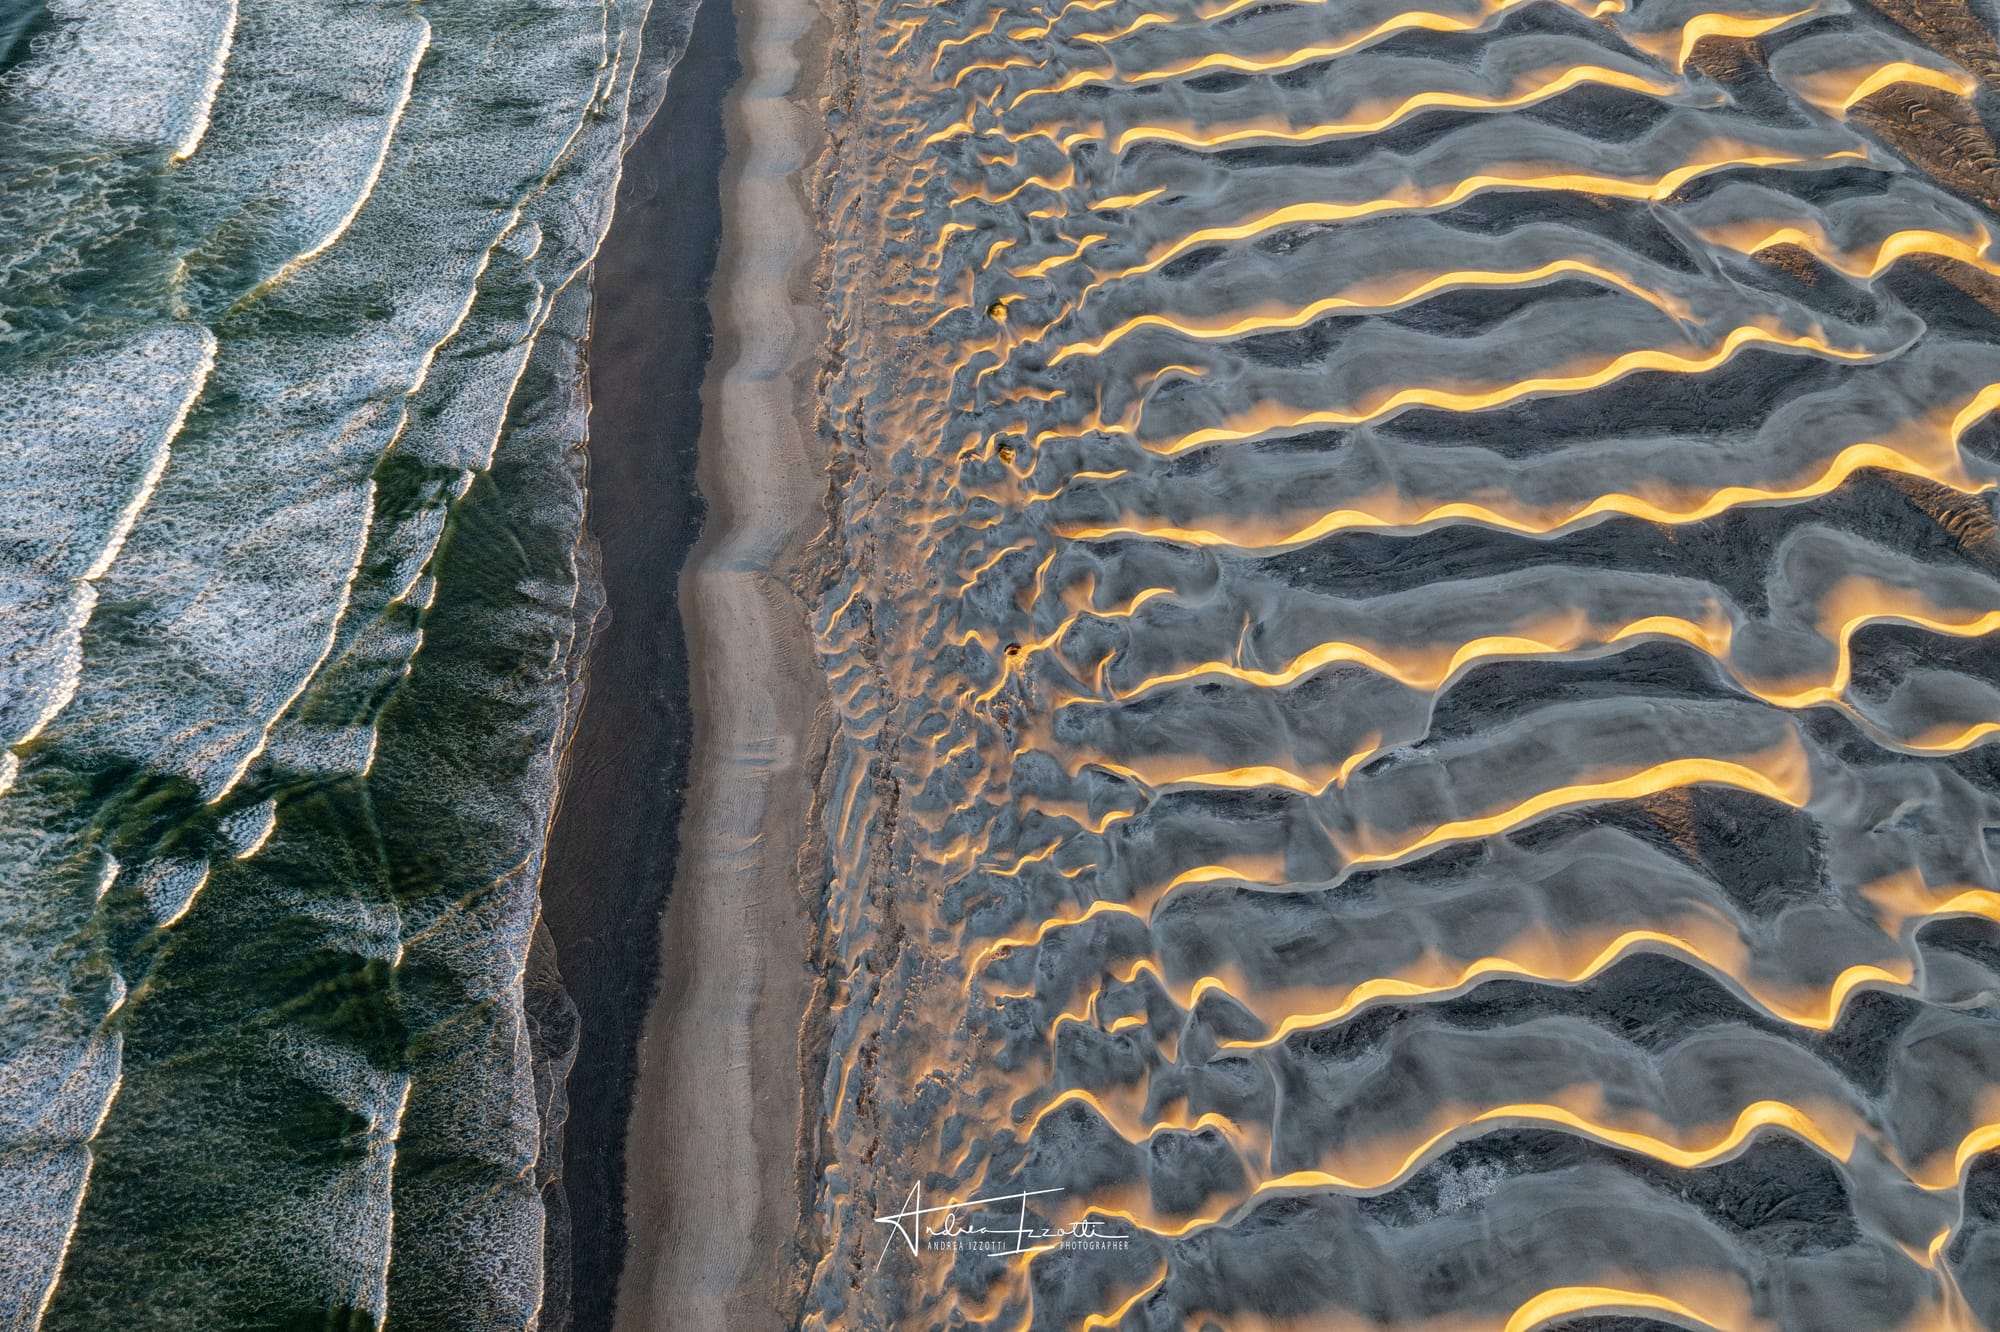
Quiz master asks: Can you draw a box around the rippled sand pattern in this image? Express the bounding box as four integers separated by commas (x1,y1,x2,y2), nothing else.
808,0,2000,1325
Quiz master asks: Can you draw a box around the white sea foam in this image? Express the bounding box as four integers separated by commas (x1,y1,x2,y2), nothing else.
0,1019,122,1327
169,0,237,162
0,0,665,1321
263,727,379,781
53,0,644,810
0,327,214,753
218,800,276,859
262,1029,412,1321
136,859,209,928
15,0,237,155
0,1146,91,1329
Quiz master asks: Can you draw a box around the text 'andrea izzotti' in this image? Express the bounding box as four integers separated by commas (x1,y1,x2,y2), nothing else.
873,1183,1133,1267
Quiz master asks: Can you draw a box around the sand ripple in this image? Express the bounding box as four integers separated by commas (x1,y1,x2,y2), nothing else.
807,0,2000,1324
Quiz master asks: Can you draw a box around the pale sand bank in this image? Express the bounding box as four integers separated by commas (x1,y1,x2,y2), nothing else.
610,0,833,1320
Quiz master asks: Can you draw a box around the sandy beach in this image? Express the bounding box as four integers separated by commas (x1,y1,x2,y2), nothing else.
538,0,834,1320
564,0,2000,1324
604,0,833,1322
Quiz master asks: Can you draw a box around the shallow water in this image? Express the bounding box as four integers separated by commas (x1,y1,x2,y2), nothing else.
808,0,2000,1325
0,1,675,1325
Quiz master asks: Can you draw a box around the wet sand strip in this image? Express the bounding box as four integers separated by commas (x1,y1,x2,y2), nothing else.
536,0,742,1325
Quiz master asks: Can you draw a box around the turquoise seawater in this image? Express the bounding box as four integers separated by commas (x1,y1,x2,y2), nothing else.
0,1,667,1325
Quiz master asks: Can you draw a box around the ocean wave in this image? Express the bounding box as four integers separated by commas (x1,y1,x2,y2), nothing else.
0,0,668,1325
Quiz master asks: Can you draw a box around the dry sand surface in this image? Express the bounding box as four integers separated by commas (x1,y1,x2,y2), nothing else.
784,0,2000,1325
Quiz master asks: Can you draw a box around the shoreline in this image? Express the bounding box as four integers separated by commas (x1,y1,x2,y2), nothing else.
536,0,744,1324
610,0,833,1319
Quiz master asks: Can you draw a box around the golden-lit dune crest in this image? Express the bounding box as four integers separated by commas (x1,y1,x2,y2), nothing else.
801,0,2000,1323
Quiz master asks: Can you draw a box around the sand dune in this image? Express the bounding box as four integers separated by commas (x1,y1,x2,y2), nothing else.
791,0,2000,1324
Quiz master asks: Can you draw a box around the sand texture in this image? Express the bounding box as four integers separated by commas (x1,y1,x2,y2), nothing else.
786,0,2000,1325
